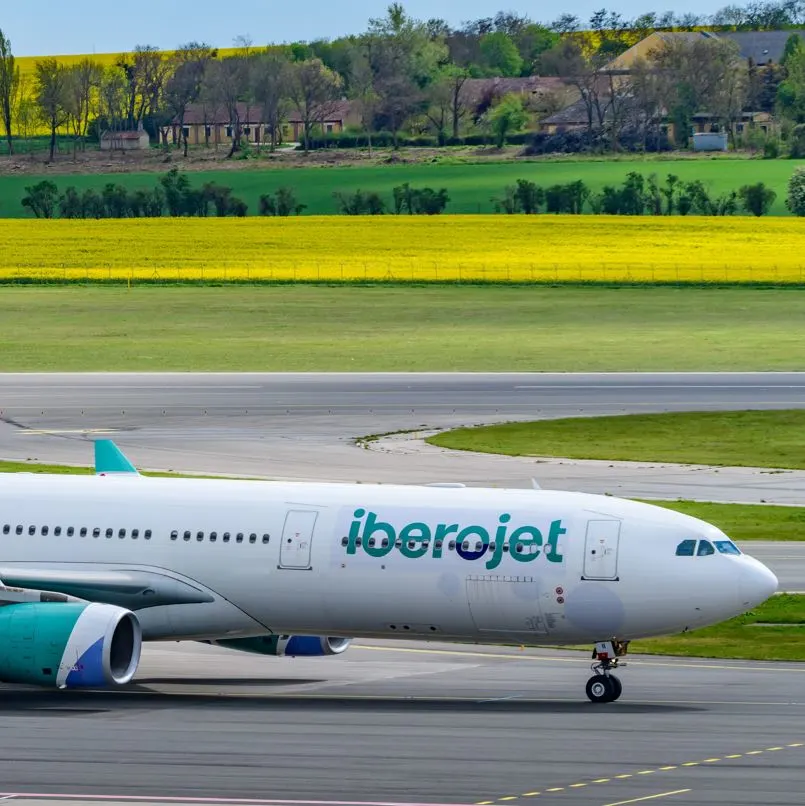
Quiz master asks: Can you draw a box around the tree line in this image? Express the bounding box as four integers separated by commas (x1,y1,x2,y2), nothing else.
5,1,805,159
19,169,451,218
491,172,805,216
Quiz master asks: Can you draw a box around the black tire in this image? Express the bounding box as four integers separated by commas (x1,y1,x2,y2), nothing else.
586,675,615,703
609,675,623,701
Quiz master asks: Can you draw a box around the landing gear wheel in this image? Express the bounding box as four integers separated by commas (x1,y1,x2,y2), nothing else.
586,675,615,703
609,675,623,701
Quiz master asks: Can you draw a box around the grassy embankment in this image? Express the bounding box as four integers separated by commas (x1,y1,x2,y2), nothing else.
2,286,805,371
4,158,805,218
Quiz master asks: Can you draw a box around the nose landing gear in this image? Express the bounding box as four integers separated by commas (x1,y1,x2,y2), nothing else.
586,640,629,703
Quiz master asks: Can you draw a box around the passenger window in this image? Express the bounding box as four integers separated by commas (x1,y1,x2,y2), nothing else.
183,531,191,541
106,528,113,538
697,540,715,556
197,531,204,542
41,526,49,536
144,530,152,540
132,529,139,539
170,531,178,541
67,527,74,537
236,533,244,543
210,532,217,543
249,533,257,544
28,526,35,536
2,525,8,535
223,532,231,543
15,525,22,535
54,527,61,536
91,528,100,538
80,527,88,537
714,540,741,555
675,540,696,556
119,529,126,538
262,534,270,544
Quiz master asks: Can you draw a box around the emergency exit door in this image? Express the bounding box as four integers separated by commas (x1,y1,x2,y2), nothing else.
279,510,318,569
583,520,621,580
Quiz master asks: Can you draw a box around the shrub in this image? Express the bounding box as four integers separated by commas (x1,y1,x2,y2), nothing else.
21,180,59,219
738,182,776,216
786,167,805,215
392,184,449,215
259,187,306,216
333,190,386,215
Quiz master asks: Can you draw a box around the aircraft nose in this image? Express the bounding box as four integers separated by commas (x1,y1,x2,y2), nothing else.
738,559,778,609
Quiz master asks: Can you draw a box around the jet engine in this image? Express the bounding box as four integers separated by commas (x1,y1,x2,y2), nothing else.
209,635,351,657
0,602,141,688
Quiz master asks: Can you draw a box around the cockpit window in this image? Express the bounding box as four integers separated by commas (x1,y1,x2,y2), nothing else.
714,540,741,556
675,539,696,556
697,540,715,556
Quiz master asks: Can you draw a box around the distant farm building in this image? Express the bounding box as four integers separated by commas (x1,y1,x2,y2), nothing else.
171,101,359,146
100,125,151,151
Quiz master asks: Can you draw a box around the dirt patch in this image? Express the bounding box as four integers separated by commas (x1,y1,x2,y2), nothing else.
0,144,524,178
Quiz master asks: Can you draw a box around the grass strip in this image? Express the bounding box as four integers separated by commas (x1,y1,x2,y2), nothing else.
428,410,805,470
2,286,805,371
631,594,805,661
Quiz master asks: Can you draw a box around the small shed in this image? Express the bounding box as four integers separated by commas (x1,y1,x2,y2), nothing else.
692,132,728,152
100,126,151,151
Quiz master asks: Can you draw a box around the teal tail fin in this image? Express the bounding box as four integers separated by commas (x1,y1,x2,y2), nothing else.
94,440,139,475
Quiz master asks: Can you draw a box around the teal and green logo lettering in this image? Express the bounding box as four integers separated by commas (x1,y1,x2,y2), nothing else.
345,510,564,570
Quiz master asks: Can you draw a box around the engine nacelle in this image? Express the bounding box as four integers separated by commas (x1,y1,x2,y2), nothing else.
210,635,351,657
0,602,141,689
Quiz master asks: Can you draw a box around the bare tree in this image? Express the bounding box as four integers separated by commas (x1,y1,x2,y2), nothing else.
203,55,248,157
288,58,343,152
347,44,380,153
117,45,169,129
0,28,19,154
251,50,291,151
99,67,128,132
64,59,102,156
165,42,215,156
34,59,69,162
650,37,747,146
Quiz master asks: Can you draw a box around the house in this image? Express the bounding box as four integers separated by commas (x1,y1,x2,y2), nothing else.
540,29,795,141
100,125,150,151
171,101,359,146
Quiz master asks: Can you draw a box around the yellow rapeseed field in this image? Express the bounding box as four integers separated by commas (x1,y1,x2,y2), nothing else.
3,215,805,284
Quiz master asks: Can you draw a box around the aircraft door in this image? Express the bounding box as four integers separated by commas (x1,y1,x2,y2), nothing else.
583,520,621,580
279,510,317,570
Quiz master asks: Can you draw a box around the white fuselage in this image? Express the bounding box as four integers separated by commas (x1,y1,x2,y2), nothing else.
0,474,777,646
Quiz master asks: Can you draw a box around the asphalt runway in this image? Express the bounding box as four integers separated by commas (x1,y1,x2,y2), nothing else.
2,372,805,500
0,641,804,806
1,372,805,804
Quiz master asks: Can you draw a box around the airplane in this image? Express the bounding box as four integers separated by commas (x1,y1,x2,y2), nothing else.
0,440,777,703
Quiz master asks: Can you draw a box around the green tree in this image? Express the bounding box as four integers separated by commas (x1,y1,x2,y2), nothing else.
479,32,522,77
778,38,805,123
516,24,560,74
22,180,59,218
786,167,805,215
0,28,18,155
486,93,528,148
738,183,776,217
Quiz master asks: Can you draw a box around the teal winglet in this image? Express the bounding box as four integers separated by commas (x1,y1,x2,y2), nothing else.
94,440,139,475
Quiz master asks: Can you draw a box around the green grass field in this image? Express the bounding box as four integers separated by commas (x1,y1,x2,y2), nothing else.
2,286,805,371
632,594,805,661
428,410,805,469
4,157,805,218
